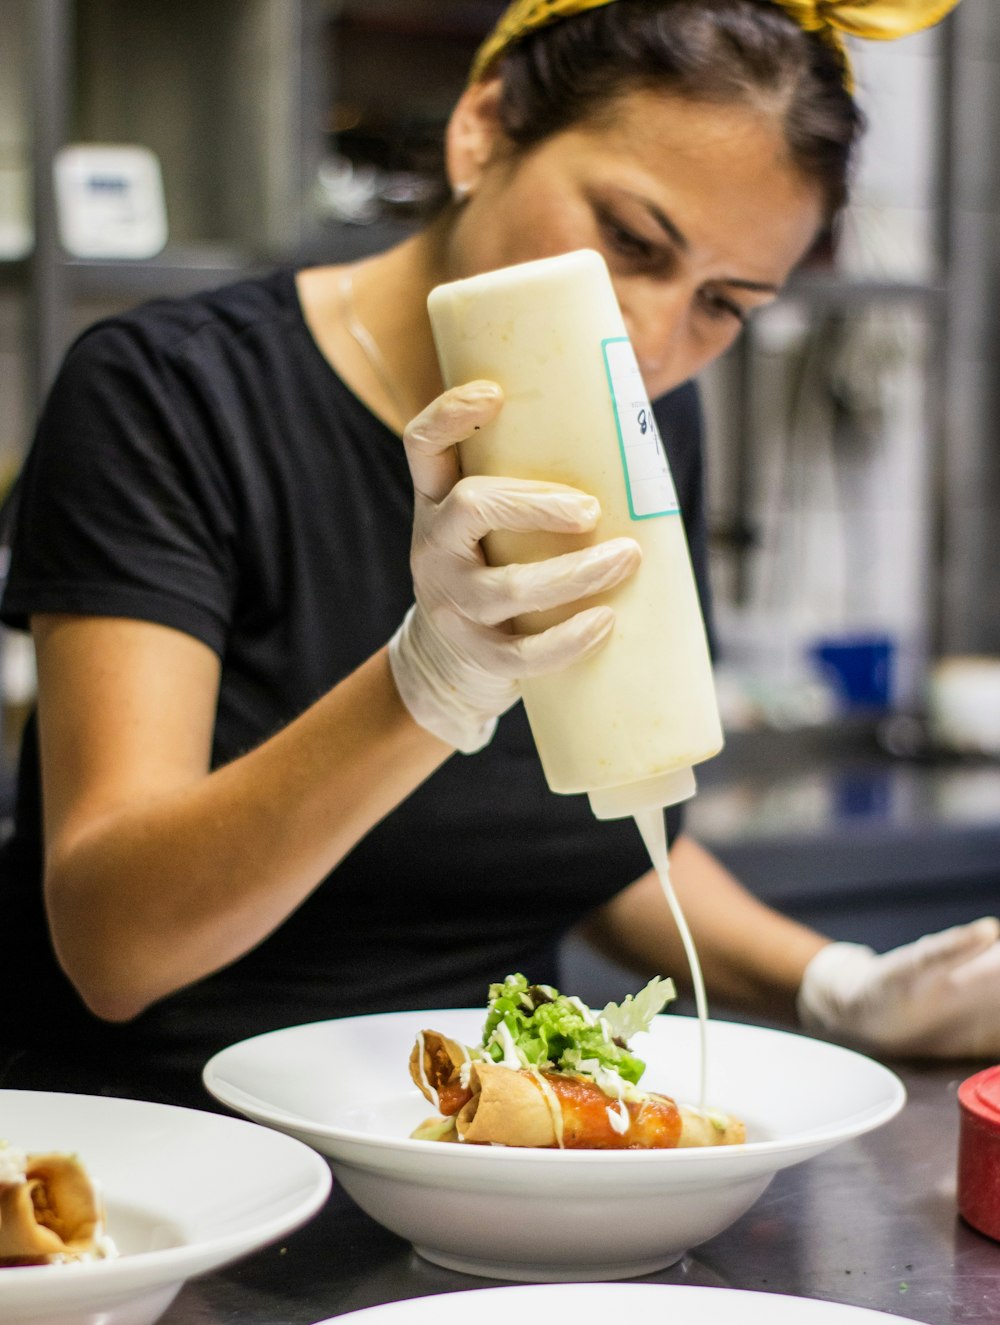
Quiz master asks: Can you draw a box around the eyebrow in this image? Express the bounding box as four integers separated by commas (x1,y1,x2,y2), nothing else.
721,277,781,295
629,191,781,296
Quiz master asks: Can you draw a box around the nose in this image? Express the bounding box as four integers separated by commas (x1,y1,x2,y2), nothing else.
619,284,689,387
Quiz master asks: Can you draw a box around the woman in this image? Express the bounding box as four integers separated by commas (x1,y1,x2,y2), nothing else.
1,0,990,1110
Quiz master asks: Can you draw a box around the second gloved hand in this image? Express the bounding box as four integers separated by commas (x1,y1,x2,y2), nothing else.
389,381,641,752
797,917,1000,1058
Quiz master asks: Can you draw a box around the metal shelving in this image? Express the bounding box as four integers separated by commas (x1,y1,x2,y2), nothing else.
4,1,502,425
715,12,957,661
10,0,334,415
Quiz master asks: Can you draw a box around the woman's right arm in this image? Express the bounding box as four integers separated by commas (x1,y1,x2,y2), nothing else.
36,614,453,1023
37,384,639,1021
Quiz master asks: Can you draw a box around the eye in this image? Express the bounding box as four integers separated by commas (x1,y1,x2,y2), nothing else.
598,211,658,266
698,287,748,325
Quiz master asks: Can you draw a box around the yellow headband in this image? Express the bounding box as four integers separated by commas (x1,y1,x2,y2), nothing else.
469,0,962,89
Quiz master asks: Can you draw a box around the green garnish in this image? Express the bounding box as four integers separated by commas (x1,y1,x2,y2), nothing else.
480,973,675,1088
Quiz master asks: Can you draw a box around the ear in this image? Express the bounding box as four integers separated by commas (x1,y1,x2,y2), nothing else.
444,78,507,196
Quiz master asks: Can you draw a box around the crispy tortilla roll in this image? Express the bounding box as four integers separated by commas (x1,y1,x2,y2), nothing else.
456,1061,684,1150
409,1030,474,1115
0,1154,103,1266
678,1104,746,1148
409,1030,746,1150
457,1062,566,1148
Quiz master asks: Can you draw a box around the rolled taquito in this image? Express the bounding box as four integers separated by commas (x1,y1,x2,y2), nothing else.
410,1029,744,1150
0,1149,112,1266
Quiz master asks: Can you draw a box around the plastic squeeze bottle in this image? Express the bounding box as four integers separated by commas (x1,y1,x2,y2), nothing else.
428,249,725,1106
427,248,723,818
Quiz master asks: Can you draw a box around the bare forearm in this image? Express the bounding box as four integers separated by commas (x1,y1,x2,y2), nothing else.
45,649,449,1019
580,833,829,1021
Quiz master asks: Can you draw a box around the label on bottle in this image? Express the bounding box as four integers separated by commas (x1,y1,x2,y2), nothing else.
602,337,679,520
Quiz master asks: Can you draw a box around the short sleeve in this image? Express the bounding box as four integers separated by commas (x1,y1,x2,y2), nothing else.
1,315,239,656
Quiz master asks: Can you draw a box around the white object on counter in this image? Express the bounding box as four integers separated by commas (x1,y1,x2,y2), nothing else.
0,1089,330,1325
928,655,1000,756
203,1008,905,1284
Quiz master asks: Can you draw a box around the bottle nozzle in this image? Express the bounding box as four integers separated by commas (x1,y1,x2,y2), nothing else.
587,765,697,820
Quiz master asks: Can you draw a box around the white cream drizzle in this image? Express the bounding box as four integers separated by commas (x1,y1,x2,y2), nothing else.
697,1106,729,1132
483,1022,567,1149
527,1067,565,1149
0,1142,27,1184
606,1100,630,1135
414,1030,440,1111
488,1019,525,1068
566,995,597,1025
577,1057,635,1136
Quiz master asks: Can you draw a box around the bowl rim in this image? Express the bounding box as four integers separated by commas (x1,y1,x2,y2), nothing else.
0,1088,332,1299
202,1009,907,1168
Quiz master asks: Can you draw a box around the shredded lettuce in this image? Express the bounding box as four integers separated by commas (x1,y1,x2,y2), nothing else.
600,975,676,1042
480,972,675,1088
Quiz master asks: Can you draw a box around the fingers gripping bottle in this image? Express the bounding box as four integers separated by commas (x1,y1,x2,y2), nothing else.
427,249,724,823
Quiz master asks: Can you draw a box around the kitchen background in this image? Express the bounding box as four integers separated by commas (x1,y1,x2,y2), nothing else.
1,0,998,984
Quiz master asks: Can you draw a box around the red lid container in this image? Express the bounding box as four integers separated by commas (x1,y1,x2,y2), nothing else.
957,1065,1000,1241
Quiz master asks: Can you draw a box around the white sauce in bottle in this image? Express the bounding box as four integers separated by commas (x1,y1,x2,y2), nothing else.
427,251,723,816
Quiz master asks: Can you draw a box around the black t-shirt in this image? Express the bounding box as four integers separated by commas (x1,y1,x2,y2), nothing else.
0,268,712,1108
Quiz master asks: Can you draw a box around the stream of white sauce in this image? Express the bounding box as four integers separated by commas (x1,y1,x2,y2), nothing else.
633,806,709,1114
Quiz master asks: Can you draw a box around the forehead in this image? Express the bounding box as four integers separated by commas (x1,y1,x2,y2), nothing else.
547,90,826,278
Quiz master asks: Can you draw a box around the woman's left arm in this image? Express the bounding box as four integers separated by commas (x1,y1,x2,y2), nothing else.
581,832,1000,1057
577,832,828,1023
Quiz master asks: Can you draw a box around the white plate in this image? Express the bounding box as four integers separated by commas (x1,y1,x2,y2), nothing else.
203,1011,905,1283
0,1089,332,1325
317,1283,927,1324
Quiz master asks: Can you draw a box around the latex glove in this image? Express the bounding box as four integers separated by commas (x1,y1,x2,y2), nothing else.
797,917,1000,1058
389,381,641,752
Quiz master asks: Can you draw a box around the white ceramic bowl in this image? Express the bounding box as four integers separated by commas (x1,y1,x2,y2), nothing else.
0,1089,332,1325
203,1010,905,1282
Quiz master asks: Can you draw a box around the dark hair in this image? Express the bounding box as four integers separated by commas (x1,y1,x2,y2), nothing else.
494,0,865,218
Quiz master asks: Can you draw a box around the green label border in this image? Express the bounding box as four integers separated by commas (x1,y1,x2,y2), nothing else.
602,336,679,521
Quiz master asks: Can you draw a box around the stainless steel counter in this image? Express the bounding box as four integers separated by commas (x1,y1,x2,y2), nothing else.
160,1058,1000,1324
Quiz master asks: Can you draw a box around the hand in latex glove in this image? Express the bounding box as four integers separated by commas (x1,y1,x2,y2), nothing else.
389,381,640,753
797,917,1000,1058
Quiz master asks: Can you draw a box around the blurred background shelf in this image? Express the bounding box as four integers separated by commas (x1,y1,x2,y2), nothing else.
689,723,1000,945
2,1,511,418
783,273,948,306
